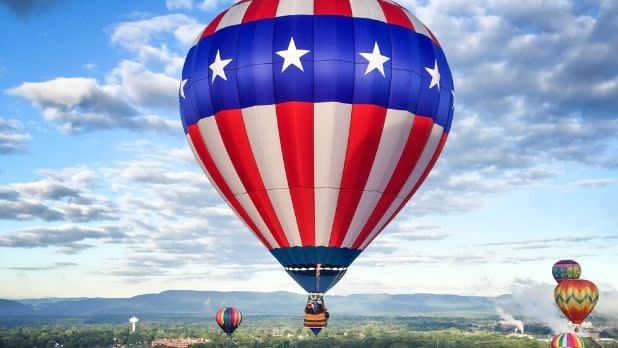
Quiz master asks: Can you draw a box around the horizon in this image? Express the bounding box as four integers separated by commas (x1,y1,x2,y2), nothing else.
3,288,513,301
0,0,616,304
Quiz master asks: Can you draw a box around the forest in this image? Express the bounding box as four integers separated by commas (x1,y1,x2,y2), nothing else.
1,315,616,348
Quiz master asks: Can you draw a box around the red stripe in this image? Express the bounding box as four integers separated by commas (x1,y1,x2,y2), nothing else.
201,10,228,39
187,125,273,249
328,104,387,247
351,116,434,249
215,110,290,248
363,131,448,248
314,0,352,16
276,102,315,246
242,0,280,23
378,0,413,29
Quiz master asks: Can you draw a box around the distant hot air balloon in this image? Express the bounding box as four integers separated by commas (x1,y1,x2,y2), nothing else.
552,260,581,283
551,332,585,348
215,307,242,336
555,279,599,325
180,0,453,330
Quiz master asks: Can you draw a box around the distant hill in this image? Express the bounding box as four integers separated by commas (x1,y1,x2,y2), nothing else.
0,299,34,315
0,291,511,317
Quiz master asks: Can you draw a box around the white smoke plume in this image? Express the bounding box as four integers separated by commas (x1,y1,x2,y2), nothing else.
129,316,139,333
496,306,525,333
508,279,570,334
595,286,618,318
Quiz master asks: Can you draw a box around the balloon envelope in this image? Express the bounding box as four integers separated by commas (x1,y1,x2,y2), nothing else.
551,332,585,348
552,260,581,283
215,307,242,335
180,0,454,293
555,279,598,325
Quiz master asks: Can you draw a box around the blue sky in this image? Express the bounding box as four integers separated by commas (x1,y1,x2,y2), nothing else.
0,0,617,311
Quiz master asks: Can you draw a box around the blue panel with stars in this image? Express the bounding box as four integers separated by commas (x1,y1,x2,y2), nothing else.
208,26,239,73
389,24,421,73
435,47,453,92
353,18,392,67
185,39,212,82
272,15,315,66
181,14,454,131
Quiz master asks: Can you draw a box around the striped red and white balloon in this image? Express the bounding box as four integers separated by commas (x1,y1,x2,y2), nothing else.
179,0,454,293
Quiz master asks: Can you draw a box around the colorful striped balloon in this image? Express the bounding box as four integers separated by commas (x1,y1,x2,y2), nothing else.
554,279,599,325
215,307,242,335
551,332,585,348
552,260,581,283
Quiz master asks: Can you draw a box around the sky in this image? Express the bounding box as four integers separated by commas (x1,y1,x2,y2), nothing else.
0,0,616,301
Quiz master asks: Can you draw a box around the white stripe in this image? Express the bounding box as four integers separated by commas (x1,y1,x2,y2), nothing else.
197,117,280,248
242,105,302,247
359,123,444,250
404,9,432,39
187,134,225,200
276,0,314,17
341,110,414,248
314,102,352,246
349,0,387,22
216,1,251,31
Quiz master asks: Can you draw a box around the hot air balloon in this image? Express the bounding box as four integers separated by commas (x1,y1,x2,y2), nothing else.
551,332,585,348
555,279,599,327
180,0,454,329
215,307,242,336
552,260,581,283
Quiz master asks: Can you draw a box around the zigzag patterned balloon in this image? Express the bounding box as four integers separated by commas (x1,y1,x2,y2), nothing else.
554,279,599,325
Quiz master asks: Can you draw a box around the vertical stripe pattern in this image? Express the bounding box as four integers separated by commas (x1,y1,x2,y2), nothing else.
215,307,243,335
181,0,454,294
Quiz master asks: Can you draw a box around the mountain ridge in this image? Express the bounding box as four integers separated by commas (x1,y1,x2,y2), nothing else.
1,290,514,316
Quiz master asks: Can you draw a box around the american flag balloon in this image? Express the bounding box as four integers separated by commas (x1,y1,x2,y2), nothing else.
179,0,454,294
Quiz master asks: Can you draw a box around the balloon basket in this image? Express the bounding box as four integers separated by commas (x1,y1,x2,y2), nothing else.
303,293,329,335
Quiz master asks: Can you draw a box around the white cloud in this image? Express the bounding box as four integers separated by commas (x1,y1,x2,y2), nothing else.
110,14,197,51
108,60,180,109
198,0,234,11
6,77,178,134
0,117,30,154
166,0,193,10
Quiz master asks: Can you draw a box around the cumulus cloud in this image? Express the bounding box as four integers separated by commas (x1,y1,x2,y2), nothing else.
0,117,30,154
108,60,180,109
0,224,125,254
0,167,117,222
6,77,178,134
